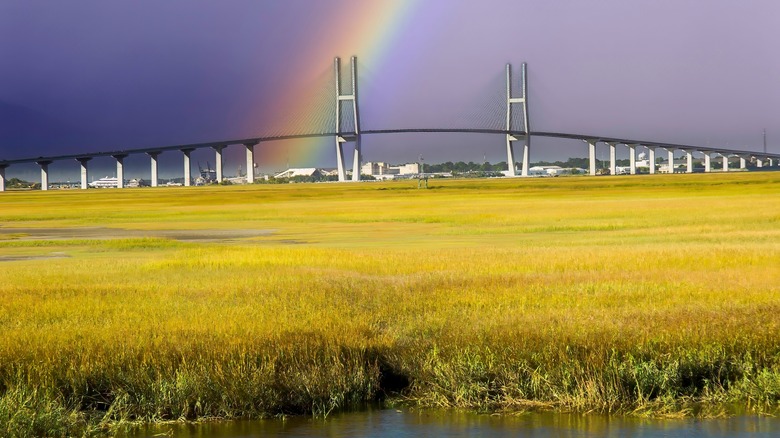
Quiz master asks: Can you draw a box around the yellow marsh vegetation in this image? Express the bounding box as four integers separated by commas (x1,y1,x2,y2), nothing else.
1,172,780,435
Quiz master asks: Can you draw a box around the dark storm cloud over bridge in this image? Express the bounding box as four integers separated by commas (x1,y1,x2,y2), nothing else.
1,1,778,182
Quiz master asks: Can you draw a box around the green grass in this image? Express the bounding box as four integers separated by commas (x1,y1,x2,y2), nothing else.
1,172,780,436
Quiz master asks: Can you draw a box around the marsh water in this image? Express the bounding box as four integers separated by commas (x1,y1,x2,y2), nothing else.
126,409,780,437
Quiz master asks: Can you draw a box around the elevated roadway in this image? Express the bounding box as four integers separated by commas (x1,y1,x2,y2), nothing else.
1,128,778,192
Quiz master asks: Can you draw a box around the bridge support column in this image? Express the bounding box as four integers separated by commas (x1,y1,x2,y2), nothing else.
628,144,637,175
113,155,127,188
212,145,225,183
608,143,616,175
244,143,256,184
505,62,517,177
505,136,516,177
77,158,91,189
352,136,362,182
648,147,656,174
667,149,675,173
520,139,530,177
37,160,52,191
182,149,194,186
0,165,6,192
148,152,159,187
587,140,597,176
756,157,764,168
740,156,747,169
505,135,529,177
770,158,775,167
686,151,694,173
722,155,729,172
335,138,346,182
520,63,530,177
704,152,711,172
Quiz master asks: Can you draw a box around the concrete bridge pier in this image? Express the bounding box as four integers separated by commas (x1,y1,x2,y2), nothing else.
683,150,694,173
520,138,529,178
770,158,775,167
666,149,675,173
628,144,637,175
335,137,347,181
504,63,517,177
739,156,747,170
77,157,91,189
37,160,52,190
647,147,656,174
608,142,617,175
147,152,160,187
352,136,362,182
703,152,712,172
182,149,194,186
244,143,257,184
519,62,530,177
722,154,729,172
0,165,6,192
505,136,517,177
587,140,597,176
756,157,764,168
212,145,225,182
113,154,127,188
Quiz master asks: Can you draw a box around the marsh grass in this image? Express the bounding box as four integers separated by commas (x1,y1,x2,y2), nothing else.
1,173,780,436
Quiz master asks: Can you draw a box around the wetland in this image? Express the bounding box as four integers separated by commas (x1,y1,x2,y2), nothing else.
1,173,779,436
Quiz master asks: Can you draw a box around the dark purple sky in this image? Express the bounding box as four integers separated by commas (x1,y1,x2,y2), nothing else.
1,0,778,180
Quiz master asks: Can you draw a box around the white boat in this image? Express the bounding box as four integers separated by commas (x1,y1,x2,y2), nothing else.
88,177,119,188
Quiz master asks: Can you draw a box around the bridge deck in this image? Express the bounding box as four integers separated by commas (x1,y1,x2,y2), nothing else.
1,129,778,166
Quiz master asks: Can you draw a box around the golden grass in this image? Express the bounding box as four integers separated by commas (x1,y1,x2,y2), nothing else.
1,172,780,435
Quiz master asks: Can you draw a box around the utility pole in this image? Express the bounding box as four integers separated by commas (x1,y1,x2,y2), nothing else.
418,154,428,189
764,129,767,154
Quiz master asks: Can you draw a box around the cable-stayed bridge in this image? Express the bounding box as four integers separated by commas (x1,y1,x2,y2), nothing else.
1,57,778,191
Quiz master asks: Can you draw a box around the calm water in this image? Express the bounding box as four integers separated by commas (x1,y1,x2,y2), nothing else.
126,409,780,437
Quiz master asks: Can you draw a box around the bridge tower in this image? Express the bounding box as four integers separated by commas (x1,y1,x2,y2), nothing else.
505,63,530,177
334,56,362,182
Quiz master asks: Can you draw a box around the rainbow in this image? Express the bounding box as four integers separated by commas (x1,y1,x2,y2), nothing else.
244,0,417,170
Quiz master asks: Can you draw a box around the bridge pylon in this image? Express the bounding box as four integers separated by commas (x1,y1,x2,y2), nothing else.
334,56,362,182
505,62,530,177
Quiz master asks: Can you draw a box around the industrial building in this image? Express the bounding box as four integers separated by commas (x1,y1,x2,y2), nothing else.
360,162,419,180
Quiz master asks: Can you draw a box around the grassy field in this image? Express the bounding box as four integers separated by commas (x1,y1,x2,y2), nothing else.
1,173,779,436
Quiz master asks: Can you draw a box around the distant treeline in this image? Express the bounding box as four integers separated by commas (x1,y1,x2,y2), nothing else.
423,157,614,173
3,177,39,189
529,157,633,169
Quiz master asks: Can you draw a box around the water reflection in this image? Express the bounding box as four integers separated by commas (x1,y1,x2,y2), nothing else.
127,409,780,437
